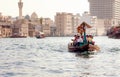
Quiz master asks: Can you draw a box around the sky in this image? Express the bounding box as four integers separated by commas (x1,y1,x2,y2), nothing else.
0,0,89,20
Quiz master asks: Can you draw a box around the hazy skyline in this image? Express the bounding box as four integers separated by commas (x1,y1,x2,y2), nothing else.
0,0,89,19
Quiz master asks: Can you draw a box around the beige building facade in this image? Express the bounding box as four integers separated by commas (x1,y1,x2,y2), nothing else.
28,22,36,37
0,14,12,38
0,22,12,38
72,14,81,35
31,12,38,20
42,18,54,36
55,12,73,36
96,19,106,36
13,19,29,37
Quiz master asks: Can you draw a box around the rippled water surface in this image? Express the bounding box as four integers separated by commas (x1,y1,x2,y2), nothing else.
0,36,120,77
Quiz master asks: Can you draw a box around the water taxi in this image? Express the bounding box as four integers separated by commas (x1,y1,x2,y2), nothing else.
68,22,100,53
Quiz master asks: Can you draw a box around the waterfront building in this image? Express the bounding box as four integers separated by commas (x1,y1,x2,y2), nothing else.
42,18,54,36
31,12,38,20
55,12,73,36
88,0,120,26
0,13,12,38
32,17,54,37
0,22,12,38
13,19,29,37
72,14,81,35
96,19,106,36
28,22,36,37
88,0,120,35
50,25,57,37
88,0,120,20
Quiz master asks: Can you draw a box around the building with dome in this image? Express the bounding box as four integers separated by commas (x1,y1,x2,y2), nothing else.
31,12,38,20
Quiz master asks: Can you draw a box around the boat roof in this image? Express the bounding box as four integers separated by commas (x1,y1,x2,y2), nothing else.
77,22,92,29
77,22,92,34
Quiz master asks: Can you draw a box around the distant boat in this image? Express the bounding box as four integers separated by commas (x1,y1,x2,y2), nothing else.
10,35,27,38
35,31,45,39
10,33,27,38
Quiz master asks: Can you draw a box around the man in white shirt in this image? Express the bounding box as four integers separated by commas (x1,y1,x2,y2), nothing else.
77,36,83,46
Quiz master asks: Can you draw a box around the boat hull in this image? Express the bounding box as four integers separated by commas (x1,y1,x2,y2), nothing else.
68,44,89,53
36,35,45,39
10,35,27,38
68,43,100,53
108,33,120,39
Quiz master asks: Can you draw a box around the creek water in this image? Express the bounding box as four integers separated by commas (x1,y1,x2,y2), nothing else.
0,36,120,77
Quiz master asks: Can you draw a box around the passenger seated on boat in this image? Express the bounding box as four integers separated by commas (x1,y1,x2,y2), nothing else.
71,35,78,46
87,35,95,45
76,36,84,46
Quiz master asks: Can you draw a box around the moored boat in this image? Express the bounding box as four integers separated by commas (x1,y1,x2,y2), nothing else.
10,35,27,38
10,33,27,38
107,26,120,39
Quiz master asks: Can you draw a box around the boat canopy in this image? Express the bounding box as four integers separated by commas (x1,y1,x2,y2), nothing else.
77,22,92,34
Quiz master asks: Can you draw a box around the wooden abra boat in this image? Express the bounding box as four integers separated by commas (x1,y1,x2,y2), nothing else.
68,22,100,53
68,43,89,52
68,43,100,53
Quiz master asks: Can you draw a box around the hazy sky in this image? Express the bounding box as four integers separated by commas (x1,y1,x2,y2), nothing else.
0,0,89,19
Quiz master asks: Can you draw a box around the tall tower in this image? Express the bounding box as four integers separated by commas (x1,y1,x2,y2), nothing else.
88,0,120,20
18,0,23,19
